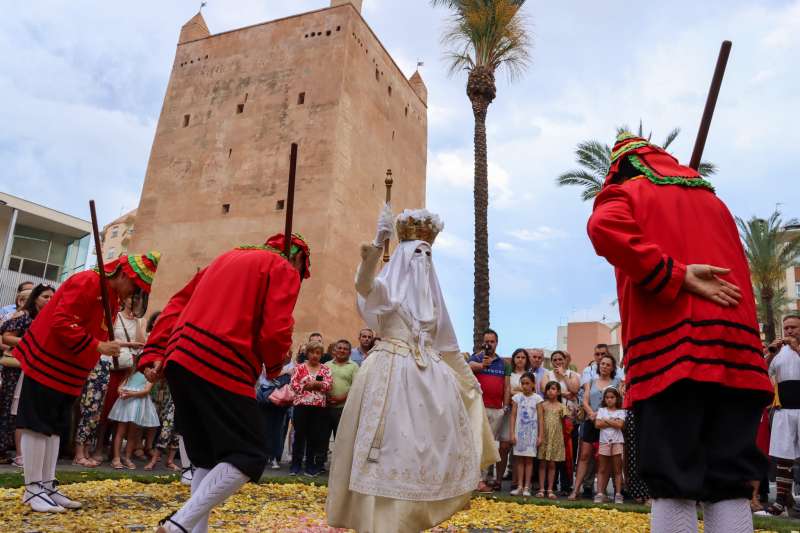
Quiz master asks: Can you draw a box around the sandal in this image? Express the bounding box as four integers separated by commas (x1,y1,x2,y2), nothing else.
548,490,557,500
567,491,577,501
111,459,124,470
123,458,136,470
143,459,157,471
165,462,180,471
158,511,188,533
72,457,100,468
535,490,545,498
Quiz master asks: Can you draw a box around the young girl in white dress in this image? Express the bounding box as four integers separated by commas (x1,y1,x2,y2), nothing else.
108,366,159,469
509,373,543,496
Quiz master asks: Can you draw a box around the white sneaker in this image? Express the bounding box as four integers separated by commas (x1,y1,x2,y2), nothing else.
509,487,521,496
269,458,280,470
23,483,66,513
45,481,82,509
522,488,531,497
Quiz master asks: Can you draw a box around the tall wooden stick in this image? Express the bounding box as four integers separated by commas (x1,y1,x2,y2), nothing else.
383,169,393,263
689,40,732,170
283,143,299,255
89,200,118,370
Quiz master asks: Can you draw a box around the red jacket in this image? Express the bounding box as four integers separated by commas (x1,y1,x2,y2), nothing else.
588,179,772,406
15,270,118,396
139,248,301,398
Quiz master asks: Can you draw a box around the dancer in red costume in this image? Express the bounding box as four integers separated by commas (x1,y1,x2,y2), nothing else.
14,252,159,512
140,234,310,533
587,133,772,533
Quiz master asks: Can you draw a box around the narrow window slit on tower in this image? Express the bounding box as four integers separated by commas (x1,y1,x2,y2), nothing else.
222,204,231,214
276,200,285,210
297,92,306,105
183,114,190,127
244,93,249,103
375,69,379,81
336,26,341,31
405,106,409,117
228,148,232,158
388,86,392,96
237,103,245,114
326,30,331,36
392,130,395,140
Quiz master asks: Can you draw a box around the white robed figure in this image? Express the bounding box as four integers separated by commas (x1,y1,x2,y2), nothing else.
326,207,498,533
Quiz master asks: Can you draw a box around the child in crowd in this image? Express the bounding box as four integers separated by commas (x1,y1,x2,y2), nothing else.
594,386,626,504
108,363,159,470
509,373,542,496
289,340,332,476
538,381,570,499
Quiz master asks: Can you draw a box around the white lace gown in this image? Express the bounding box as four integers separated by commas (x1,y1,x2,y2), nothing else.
326,244,498,533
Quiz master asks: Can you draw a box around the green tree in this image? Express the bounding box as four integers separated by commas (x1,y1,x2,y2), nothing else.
432,0,532,350
736,211,800,342
556,123,717,202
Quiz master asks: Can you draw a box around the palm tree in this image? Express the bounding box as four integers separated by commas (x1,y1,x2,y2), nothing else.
736,212,800,342
556,122,717,201
432,0,532,350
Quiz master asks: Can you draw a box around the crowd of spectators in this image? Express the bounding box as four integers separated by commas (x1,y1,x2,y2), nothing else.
2,280,799,515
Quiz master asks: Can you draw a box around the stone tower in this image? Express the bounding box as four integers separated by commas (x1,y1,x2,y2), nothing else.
129,2,428,344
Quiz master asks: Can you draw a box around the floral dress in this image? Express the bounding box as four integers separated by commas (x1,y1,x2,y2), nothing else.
151,380,179,450
0,313,32,453
512,392,543,457
539,401,569,462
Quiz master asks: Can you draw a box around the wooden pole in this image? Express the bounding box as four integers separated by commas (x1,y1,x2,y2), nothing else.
689,40,732,170
89,200,118,370
383,169,393,262
283,143,299,255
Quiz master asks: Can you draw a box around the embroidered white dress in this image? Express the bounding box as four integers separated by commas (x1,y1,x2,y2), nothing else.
326,242,498,533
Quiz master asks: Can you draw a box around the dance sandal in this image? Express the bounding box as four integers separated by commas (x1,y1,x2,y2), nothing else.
23,482,65,513
44,480,82,509
157,511,188,533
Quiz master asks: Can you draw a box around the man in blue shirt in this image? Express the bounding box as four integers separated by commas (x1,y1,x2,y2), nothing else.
349,328,375,366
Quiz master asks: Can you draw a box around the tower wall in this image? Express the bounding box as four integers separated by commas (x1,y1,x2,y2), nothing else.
130,5,427,345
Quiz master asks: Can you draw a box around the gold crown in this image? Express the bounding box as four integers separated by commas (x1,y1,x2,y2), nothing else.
396,211,442,245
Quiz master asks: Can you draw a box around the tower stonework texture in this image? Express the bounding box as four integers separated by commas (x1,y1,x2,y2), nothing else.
130,4,428,343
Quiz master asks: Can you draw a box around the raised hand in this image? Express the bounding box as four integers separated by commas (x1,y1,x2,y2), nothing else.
683,264,742,307
372,203,394,247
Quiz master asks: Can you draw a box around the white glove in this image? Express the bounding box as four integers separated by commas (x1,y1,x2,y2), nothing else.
372,203,394,247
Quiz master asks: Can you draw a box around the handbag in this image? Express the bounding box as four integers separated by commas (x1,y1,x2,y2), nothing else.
268,383,295,406
257,374,290,404
116,316,142,369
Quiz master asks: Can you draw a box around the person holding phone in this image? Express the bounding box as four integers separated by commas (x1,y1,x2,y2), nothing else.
469,328,511,493
289,341,332,476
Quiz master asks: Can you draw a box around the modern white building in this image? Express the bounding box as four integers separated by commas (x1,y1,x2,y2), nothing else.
0,192,91,305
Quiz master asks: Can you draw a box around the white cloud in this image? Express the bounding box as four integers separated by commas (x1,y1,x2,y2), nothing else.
496,242,516,251
428,150,515,206
510,226,566,242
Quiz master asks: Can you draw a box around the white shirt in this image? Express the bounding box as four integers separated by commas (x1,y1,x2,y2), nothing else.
596,407,626,444
769,345,800,382
580,361,625,385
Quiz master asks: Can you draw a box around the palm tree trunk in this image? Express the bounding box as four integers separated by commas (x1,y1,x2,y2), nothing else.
471,100,490,351
761,285,776,343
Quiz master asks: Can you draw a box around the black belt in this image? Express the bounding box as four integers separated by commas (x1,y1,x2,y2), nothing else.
778,381,800,409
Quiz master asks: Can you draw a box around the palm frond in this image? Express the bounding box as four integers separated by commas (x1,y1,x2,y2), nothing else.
697,161,717,177
438,0,532,81
574,140,611,177
556,170,603,201
662,128,680,149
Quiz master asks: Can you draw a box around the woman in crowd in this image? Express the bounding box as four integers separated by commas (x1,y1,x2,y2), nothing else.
289,341,332,476
0,284,53,466
73,298,143,466
544,350,579,495
569,354,622,500
594,386,626,503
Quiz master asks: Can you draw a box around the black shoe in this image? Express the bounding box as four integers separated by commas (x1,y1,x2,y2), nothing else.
289,465,301,476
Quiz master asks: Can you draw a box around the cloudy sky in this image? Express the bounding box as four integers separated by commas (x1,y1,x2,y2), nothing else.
2,0,799,354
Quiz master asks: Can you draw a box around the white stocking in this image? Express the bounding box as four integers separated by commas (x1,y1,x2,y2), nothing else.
21,430,46,485
651,498,698,533
702,499,752,533
190,467,210,533
169,463,248,532
43,435,60,484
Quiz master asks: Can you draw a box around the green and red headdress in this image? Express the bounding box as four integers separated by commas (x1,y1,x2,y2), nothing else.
265,233,312,279
604,132,715,192
103,251,160,293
